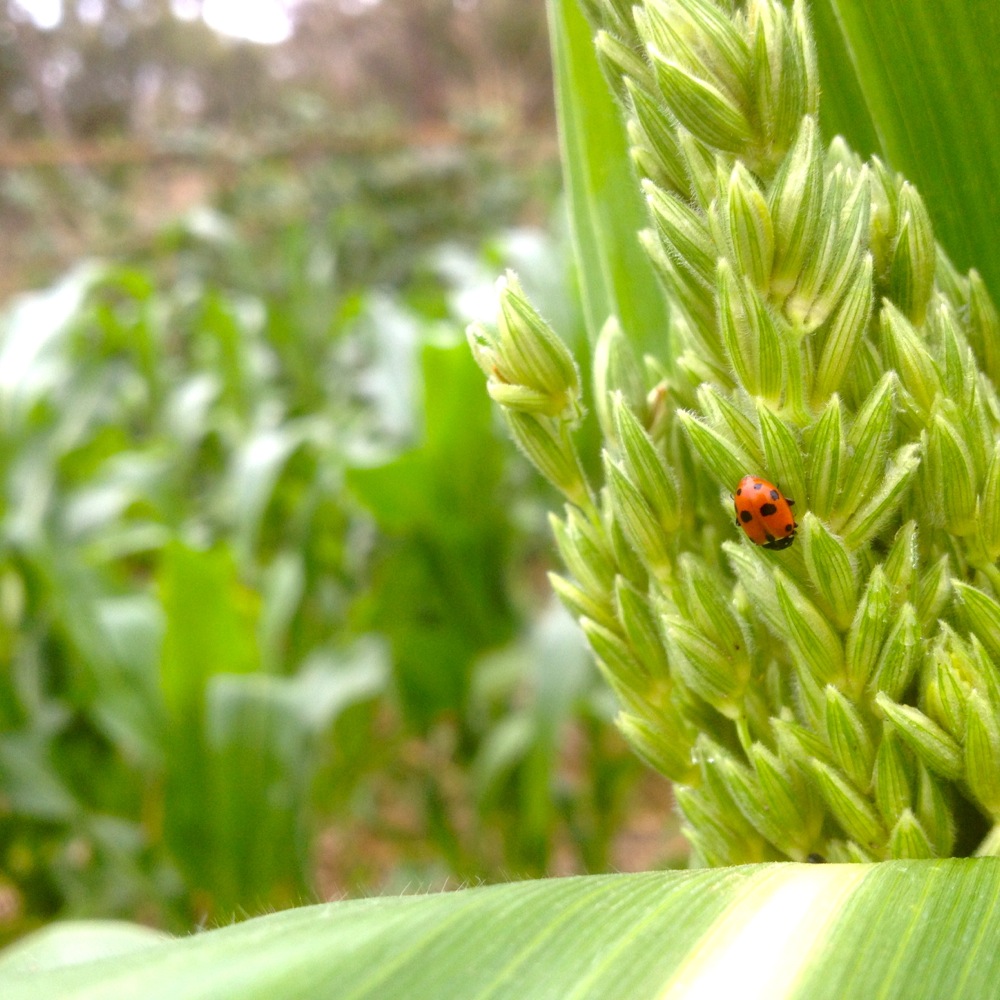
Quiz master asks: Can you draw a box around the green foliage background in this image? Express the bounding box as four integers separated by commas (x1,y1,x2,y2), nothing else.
0,133,661,941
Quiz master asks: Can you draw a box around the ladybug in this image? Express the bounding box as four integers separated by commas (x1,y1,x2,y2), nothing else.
733,475,797,550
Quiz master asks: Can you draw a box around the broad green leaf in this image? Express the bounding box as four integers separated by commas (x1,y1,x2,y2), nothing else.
5,863,1000,999
812,0,1000,302
548,0,670,350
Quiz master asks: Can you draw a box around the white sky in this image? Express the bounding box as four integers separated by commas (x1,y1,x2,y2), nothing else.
13,0,295,45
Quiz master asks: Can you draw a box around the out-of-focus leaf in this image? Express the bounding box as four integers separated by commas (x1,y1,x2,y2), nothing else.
0,265,103,428
224,422,311,565
158,541,259,721
348,340,514,727
202,640,388,911
0,735,77,820
158,541,260,894
812,0,1000,301
548,0,669,350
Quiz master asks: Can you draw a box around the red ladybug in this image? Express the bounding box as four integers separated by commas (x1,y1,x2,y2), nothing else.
733,475,797,550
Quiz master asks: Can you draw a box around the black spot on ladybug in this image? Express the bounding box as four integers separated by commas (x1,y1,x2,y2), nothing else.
760,502,777,516
769,489,779,500
740,510,753,523
764,534,795,550
785,523,794,533
752,482,763,490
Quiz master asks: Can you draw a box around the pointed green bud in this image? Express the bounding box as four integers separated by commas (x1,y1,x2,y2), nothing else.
613,394,682,533
769,115,823,296
678,410,752,489
549,573,619,635
647,52,753,152
915,763,956,857
813,253,874,404
624,78,691,197
876,693,963,781
773,716,836,772
824,685,875,791
881,520,916,602
924,409,977,534
664,616,748,717
774,570,844,686
632,126,674,188
717,749,800,854
969,634,1000,714
967,269,1000,387
580,614,648,690
845,566,891,693
615,577,670,682
676,127,719,212
888,809,934,859
696,384,765,468
504,410,589,505
788,164,870,332
674,786,756,866
888,183,936,325
749,742,822,857
869,603,920,701
800,514,856,630
723,541,785,637
965,690,1000,818
594,318,647,448
806,394,844,519
836,373,896,525
595,31,655,97
935,246,969,305
837,841,878,864
550,506,617,601
643,179,717,288
604,491,649,589
935,299,977,406
602,0,638,38
795,669,829,735
716,262,784,401
725,162,774,289
873,725,914,826
817,167,871,318
867,156,899,266
978,442,1000,560
953,580,1000,664
879,301,942,414
755,401,806,510
486,381,564,414
477,273,581,417
841,443,921,549
603,454,674,582
646,0,752,109
807,758,886,850
916,554,950,629
618,712,696,784
693,735,769,839
792,0,819,116
749,0,808,163
923,637,968,739
676,555,751,665
639,228,717,335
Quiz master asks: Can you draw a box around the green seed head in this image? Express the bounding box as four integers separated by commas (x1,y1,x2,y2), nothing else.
470,0,1000,864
